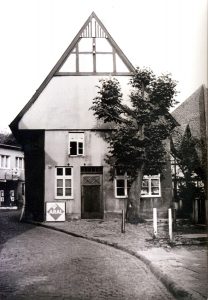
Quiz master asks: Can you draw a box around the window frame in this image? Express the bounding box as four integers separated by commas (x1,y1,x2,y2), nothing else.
55,167,73,199
141,175,161,198
0,155,10,169
114,172,130,198
68,132,84,156
15,157,24,169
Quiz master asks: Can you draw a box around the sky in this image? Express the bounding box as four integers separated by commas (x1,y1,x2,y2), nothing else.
0,0,207,132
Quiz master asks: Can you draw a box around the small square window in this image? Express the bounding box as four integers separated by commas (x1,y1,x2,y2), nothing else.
65,168,72,176
57,168,63,176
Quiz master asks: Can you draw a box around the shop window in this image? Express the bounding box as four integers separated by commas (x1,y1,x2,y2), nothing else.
141,175,161,197
0,155,10,168
55,167,73,199
69,132,84,156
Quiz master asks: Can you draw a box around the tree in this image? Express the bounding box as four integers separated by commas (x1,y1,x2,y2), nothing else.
171,125,206,216
91,67,178,223
0,132,20,146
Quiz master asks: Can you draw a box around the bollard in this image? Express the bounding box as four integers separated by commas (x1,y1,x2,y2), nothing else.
121,209,125,233
172,208,176,231
168,208,173,241
153,208,157,238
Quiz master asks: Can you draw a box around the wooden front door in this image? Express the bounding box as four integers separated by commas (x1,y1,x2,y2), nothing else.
81,174,103,219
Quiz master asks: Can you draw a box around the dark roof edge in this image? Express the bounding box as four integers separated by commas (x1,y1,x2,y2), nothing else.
9,12,135,133
0,143,23,151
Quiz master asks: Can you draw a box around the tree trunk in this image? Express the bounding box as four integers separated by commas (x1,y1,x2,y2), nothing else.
126,168,143,223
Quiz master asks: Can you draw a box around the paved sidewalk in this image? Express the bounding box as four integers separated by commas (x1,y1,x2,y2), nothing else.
30,218,208,300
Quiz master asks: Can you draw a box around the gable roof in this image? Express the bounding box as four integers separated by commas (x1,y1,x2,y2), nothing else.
171,85,207,139
10,12,135,133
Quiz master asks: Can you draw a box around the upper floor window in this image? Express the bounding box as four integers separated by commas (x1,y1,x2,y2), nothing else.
55,167,73,199
15,157,24,169
68,132,84,156
0,155,10,169
141,175,161,197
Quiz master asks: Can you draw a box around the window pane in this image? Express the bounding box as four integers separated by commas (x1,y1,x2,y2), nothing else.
65,188,72,196
57,179,63,187
57,188,63,196
117,179,125,188
142,179,148,187
70,141,77,155
78,142,83,154
65,179,71,187
117,188,125,196
5,157,9,168
151,179,159,187
141,188,149,195
65,168,72,176
19,159,23,169
151,187,159,195
57,168,63,176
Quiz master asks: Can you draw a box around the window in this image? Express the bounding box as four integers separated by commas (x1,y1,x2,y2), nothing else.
115,169,130,198
141,175,161,197
15,157,24,169
0,190,4,202
0,155,10,168
55,167,73,199
69,132,84,156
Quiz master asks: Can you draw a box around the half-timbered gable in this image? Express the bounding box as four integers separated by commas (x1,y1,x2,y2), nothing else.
10,12,172,221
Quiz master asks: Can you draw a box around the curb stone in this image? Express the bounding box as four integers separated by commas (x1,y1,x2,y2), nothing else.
26,220,203,300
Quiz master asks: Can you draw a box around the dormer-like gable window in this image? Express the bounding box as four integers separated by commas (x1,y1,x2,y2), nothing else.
68,132,84,156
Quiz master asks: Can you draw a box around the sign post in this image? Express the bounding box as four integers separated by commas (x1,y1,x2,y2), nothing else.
168,208,173,241
153,208,157,238
121,209,125,233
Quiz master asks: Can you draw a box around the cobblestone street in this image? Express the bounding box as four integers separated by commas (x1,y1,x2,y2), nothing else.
0,210,175,299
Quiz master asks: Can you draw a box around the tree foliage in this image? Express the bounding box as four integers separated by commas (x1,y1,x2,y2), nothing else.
171,125,206,182
0,132,20,146
91,67,178,222
171,125,206,216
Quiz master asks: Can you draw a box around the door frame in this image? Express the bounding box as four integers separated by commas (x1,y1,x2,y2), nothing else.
81,166,103,219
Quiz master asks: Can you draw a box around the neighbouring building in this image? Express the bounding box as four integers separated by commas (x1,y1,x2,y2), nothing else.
171,85,208,224
0,143,25,208
10,12,173,222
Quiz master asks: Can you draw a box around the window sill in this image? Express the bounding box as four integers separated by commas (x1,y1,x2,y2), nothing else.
141,195,161,198
55,197,74,200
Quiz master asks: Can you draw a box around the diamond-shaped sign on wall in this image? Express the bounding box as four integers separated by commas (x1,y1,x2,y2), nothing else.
46,202,65,222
